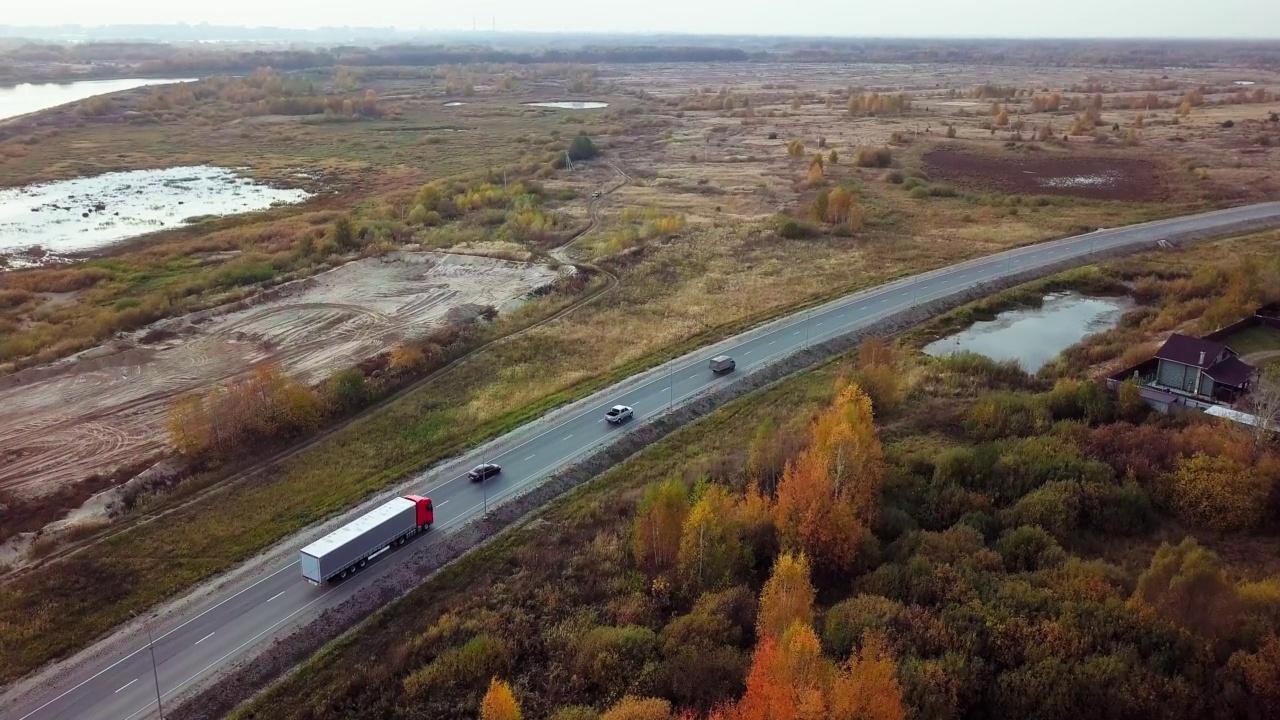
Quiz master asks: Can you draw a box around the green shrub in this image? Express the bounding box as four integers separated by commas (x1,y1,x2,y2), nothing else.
1003,481,1083,540
1044,379,1115,424
823,594,905,658
996,525,1065,572
573,625,658,697
402,634,509,698
774,214,817,239
882,170,905,184
568,134,599,161
909,186,931,199
966,392,1052,441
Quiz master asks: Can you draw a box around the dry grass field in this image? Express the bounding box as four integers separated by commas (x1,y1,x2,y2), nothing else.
4,55,1280,684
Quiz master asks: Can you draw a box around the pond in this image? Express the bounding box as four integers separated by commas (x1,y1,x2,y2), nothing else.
0,166,310,258
923,292,1133,372
522,101,609,110
0,78,195,122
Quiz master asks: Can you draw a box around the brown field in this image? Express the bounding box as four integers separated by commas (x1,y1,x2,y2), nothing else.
921,148,1168,201
0,251,559,500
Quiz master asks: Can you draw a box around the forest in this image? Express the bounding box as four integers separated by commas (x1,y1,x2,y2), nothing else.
234,318,1280,720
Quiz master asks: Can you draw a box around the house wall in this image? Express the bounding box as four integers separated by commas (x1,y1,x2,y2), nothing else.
1157,360,1198,394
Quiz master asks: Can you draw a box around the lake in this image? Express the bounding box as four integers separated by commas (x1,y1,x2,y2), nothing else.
0,166,310,257
923,292,1133,372
0,78,195,122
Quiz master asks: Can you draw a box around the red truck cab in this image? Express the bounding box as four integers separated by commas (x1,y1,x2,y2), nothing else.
404,495,434,529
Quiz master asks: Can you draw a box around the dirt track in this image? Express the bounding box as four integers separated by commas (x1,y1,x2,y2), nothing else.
0,252,559,500
923,148,1168,201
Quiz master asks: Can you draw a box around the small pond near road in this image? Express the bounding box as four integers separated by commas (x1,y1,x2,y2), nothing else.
923,292,1133,373
0,166,310,257
0,78,194,122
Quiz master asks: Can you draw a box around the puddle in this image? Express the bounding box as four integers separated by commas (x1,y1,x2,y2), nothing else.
924,292,1133,372
523,101,609,110
1235,80,1256,86
0,78,195,122
1038,172,1122,189
443,101,467,107
0,166,310,257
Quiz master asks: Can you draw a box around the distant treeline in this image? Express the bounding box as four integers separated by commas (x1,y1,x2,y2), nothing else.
4,37,1280,84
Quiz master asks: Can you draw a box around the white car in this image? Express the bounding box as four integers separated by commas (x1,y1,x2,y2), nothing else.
605,405,634,424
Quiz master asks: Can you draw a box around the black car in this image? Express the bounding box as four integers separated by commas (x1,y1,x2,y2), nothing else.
468,463,501,482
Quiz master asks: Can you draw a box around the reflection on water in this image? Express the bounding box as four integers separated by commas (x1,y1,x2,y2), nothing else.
924,292,1132,372
0,166,310,257
0,78,194,121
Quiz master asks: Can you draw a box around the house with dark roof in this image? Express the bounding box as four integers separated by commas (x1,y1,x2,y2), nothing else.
1152,333,1255,403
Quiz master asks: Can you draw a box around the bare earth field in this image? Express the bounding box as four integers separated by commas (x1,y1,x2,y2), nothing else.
0,251,559,500
922,148,1168,201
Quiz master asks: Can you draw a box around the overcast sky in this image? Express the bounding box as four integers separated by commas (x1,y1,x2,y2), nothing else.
6,0,1280,38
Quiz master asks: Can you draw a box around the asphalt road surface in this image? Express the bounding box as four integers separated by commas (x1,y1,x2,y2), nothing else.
12,201,1280,720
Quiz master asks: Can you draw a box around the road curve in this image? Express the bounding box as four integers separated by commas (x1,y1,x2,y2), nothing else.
10,200,1280,720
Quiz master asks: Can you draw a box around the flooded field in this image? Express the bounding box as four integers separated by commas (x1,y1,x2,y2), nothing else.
523,101,610,109
0,78,193,122
924,292,1132,372
0,166,310,257
0,251,563,499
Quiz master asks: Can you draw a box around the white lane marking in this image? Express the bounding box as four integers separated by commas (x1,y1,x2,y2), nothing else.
768,340,776,345
123,592,335,720
194,632,215,645
114,679,138,694
436,499,450,506
564,434,573,440
266,590,287,603
743,350,752,355
14,560,300,720
524,454,536,461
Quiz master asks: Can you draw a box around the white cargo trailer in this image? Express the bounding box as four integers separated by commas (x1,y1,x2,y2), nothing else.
300,495,434,584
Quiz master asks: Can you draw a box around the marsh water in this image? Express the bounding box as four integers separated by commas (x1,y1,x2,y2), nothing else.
923,292,1133,372
0,78,194,121
0,166,310,256
523,101,610,109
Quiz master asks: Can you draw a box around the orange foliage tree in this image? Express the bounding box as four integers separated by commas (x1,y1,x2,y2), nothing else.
480,678,522,720
166,361,324,458
773,383,885,573
711,624,906,720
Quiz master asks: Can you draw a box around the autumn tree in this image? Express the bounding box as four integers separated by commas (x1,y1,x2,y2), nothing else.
600,696,674,720
787,140,805,157
757,552,816,640
1226,635,1280,717
480,678,522,720
811,190,830,222
332,215,358,250
825,186,861,229
829,632,907,720
853,336,902,412
828,149,839,164
633,479,690,576
774,383,885,573
806,154,825,187
995,107,1010,127
1243,364,1280,443
1169,451,1270,532
678,485,744,595
1133,537,1240,641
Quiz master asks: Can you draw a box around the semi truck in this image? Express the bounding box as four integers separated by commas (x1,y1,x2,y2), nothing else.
299,495,434,584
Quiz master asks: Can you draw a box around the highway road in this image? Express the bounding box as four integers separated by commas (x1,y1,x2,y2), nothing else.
10,200,1280,720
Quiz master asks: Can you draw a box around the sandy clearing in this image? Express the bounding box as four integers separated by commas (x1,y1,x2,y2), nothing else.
0,251,561,499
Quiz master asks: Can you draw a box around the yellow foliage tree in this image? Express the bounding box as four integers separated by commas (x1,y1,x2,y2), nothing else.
1169,452,1271,532
677,485,743,594
480,678,522,720
600,696,674,720
633,479,690,576
757,552,816,640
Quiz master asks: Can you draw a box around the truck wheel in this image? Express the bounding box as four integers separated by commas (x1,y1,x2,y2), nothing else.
358,559,367,568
